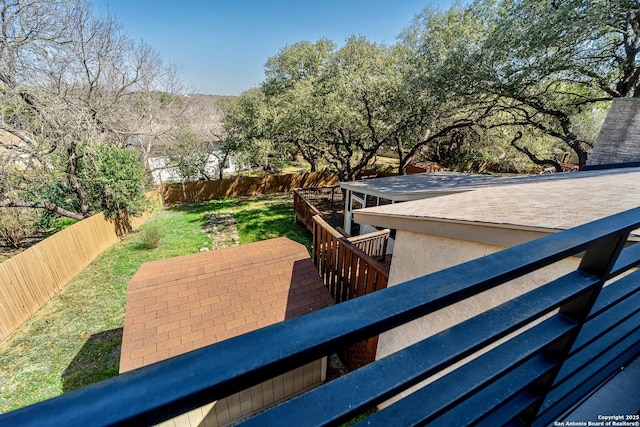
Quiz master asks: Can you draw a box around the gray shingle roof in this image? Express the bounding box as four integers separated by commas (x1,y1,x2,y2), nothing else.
353,168,640,236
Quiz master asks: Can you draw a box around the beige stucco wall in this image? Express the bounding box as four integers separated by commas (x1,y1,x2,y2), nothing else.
377,230,580,406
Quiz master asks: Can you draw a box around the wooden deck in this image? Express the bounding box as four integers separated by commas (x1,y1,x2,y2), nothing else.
313,199,345,229
292,187,392,369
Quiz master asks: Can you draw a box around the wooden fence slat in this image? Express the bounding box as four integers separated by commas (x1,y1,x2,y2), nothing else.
0,267,23,338
161,172,340,204
365,265,377,296
338,248,347,303
328,228,340,300
0,192,159,343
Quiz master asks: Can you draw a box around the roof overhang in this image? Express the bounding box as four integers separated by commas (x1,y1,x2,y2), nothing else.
352,167,640,247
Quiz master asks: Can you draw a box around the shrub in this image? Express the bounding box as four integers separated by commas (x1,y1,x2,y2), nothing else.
79,144,148,221
139,225,161,249
0,209,35,248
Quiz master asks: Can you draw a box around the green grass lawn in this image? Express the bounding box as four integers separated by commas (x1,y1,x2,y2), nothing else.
0,193,311,413
178,193,312,248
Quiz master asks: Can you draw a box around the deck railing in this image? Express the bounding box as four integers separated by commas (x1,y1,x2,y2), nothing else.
2,207,640,427
346,230,389,262
294,187,389,366
312,215,390,369
294,186,344,206
293,186,343,231
312,215,389,304
293,188,322,231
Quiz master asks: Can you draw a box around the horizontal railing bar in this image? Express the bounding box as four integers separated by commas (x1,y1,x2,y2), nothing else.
533,340,640,427
591,268,640,316
610,241,640,277
427,357,555,427
295,185,341,193
346,229,390,243
241,272,593,427
552,311,640,389
355,316,572,427
571,291,640,353
478,390,538,427
547,322,640,417
2,207,640,427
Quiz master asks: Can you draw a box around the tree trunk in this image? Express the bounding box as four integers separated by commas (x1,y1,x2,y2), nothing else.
66,142,91,217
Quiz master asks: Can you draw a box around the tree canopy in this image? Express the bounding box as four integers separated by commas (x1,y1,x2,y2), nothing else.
224,0,639,177
409,0,639,169
0,0,180,222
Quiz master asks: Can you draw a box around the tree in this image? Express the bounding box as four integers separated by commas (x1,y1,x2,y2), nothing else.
167,130,212,181
261,39,336,173
0,0,179,221
222,88,275,172
407,0,640,170
225,32,498,178
77,144,147,221
231,37,409,181
388,6,503,174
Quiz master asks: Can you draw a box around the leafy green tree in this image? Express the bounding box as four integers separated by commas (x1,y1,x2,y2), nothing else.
79,144,147,221
262,39,337,173
408,0,639,169
230,37,409,181
387,6,504,174
226,32,499,178
222,88,275,170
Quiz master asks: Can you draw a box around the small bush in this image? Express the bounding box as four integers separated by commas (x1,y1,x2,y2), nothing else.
0,209,35,248
139,225,161,249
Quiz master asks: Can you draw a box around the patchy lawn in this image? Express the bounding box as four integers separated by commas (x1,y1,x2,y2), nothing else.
0,193,311,413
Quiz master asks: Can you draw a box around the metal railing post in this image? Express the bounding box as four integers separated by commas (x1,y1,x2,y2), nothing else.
519,232,631,424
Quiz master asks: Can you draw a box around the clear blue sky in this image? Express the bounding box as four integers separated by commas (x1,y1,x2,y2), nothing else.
92,1,457,96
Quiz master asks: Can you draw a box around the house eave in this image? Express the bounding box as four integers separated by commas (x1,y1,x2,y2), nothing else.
353,210,640,247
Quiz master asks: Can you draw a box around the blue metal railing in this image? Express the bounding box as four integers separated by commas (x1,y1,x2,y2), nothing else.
1,207,639,426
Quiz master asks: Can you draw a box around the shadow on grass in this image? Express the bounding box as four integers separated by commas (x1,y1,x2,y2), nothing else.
233,204,312,251
62,328,123,393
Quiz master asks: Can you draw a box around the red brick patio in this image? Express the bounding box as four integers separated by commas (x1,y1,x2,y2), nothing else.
120,237,333,373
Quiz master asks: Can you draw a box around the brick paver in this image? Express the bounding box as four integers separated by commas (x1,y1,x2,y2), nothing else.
120,237,333,373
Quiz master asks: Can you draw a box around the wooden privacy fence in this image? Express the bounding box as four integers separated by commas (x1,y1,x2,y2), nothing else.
0,192,160,343
312,215,390,369
160,172,339,204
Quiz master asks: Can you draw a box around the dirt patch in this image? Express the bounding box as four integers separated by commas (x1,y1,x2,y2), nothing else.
203,214,240,249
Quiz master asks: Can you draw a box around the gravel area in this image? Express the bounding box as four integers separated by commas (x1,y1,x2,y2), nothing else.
203,213,240,249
